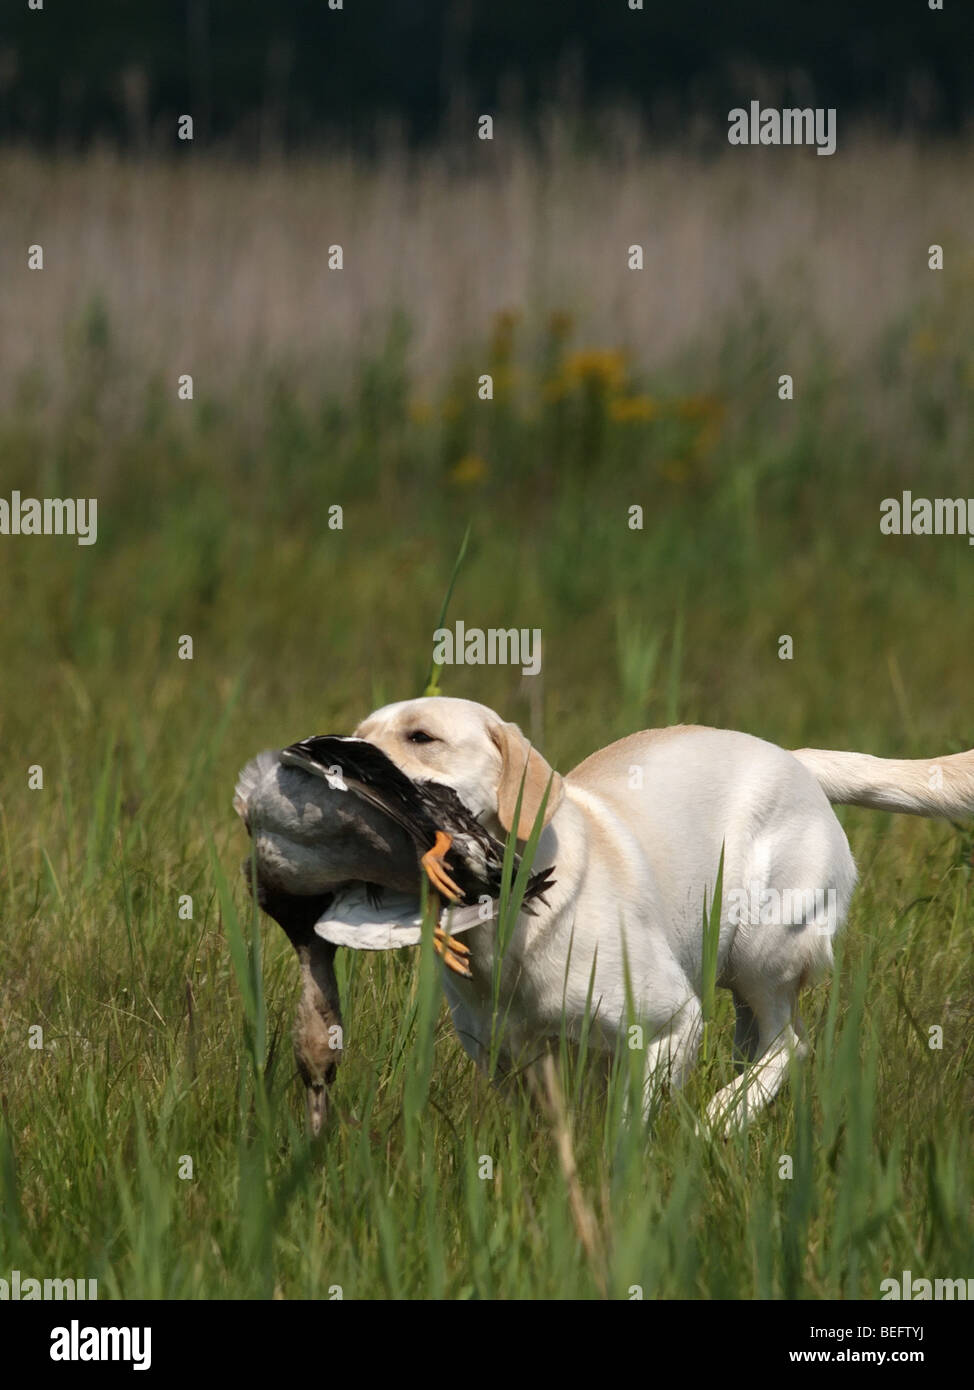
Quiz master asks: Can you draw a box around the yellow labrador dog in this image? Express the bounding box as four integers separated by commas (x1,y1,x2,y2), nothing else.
354,697,974,1128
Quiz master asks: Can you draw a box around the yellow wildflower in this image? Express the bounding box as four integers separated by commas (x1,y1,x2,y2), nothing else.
674,394,723,421
691,419,722,456
562,349,627,393
547,310,574,340
490,310,520,360
491,364,519,397
542,379,568,403
659,458,691,484
450,454,488,485
408,399,434,425
609,395,658,424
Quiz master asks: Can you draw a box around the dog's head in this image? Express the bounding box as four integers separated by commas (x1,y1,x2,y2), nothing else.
354,696,564,840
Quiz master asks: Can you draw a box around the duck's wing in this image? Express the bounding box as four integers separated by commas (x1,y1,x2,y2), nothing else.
280,735,433,846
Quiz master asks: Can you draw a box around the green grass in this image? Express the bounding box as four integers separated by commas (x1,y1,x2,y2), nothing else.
1,147,973,1299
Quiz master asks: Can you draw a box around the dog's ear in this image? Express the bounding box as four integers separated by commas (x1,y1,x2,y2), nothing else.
489,721,564,840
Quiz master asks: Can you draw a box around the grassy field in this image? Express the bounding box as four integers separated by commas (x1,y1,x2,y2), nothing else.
0,140,972,1299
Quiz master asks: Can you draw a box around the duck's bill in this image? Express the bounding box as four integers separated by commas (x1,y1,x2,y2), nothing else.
313,885,486,950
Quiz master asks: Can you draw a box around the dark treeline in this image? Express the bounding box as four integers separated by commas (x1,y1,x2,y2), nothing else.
2,0,969,152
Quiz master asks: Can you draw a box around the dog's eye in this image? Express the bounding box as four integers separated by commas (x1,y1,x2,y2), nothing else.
407,730,436,744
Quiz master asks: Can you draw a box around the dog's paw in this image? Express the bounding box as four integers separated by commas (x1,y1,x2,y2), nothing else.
699,1088,751,1140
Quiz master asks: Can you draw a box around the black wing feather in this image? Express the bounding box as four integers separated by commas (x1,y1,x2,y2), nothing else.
280,736,438,846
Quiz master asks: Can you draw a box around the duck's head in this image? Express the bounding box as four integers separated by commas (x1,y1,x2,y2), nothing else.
354,696,564,840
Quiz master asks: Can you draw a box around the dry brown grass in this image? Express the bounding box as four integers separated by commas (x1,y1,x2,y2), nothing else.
1,133,971,410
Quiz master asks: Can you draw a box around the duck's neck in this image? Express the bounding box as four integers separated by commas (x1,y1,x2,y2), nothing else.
250,881,344,1109
268,893,343,1061
294,935,343,1065
296,935,341,1016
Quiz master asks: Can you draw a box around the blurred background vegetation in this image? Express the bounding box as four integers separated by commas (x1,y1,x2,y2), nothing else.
2,0,970,150
1,130,972,761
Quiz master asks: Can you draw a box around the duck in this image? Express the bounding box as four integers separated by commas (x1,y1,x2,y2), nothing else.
234,734,555,1135
234,748,420,898
278,734,556,973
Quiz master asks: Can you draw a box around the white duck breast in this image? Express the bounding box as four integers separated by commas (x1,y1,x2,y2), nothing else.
314,885,484,950
233,750,420,897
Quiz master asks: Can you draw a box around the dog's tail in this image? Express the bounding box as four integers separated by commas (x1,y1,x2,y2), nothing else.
791,746,974,819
